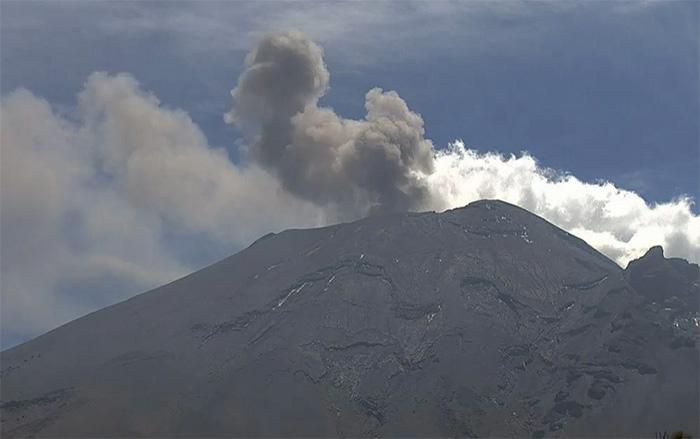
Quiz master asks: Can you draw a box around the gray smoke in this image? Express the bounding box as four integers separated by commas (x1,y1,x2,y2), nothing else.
222,30,699,266
226,31,435,216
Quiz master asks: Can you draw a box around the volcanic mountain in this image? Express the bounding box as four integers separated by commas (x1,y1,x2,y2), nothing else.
1,200,698,438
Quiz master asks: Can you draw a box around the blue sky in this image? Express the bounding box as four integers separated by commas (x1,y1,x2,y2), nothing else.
1,1,698,347
3,1,698,200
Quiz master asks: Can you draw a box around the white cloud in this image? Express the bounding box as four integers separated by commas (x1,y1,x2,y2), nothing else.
0,73,325,344
77,72,325,242
426,142,700,265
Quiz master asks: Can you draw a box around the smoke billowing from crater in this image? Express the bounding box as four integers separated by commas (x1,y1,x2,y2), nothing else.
226,31,435,216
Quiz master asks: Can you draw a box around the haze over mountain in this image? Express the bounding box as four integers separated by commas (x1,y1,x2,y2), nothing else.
2,200,697,438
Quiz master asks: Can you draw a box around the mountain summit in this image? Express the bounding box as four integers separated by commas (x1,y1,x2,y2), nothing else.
1,200,698,438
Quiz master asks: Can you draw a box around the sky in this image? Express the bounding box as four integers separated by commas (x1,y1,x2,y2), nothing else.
1,1,698,348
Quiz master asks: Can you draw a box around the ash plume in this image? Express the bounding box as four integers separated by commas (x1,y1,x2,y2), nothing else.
226,31,435,216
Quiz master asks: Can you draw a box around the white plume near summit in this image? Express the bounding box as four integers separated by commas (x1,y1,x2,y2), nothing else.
427,141,700,265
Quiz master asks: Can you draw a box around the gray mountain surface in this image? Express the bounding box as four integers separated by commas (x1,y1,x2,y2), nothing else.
1,200,698,438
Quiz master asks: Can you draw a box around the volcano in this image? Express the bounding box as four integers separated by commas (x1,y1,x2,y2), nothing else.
1,200,698,438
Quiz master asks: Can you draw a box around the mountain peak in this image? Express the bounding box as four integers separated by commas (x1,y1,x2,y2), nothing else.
640,245,665,261
1,202,697,438
452,198,525,213
625,244,699,310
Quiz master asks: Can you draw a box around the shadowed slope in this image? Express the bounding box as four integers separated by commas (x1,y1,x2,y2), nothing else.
1,200,697,437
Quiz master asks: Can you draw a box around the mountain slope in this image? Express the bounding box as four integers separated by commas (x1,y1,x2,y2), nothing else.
1,200,698,438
